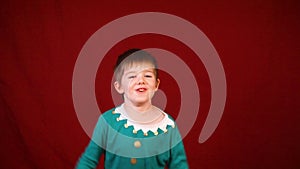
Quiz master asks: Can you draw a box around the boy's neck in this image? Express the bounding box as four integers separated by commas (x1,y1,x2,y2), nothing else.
123,101,152,113
122,101,163,124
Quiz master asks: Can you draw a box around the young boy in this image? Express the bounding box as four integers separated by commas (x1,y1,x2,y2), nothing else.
76,49,188,169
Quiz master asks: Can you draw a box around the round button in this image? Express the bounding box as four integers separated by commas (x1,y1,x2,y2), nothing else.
130,158,137,164
134,140,141,148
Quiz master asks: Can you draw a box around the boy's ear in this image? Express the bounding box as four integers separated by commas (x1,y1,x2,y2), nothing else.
155,79,160,91
114,81,124,94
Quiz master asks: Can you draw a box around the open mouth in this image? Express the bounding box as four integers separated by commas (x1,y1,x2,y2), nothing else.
136,88,147,92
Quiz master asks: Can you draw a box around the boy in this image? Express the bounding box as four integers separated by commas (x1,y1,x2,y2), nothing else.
76,49,188,169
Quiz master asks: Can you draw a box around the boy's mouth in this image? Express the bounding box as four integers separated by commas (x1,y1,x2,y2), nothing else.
136,88,147,92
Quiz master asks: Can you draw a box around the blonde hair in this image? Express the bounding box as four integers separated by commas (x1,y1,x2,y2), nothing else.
114,49,158,82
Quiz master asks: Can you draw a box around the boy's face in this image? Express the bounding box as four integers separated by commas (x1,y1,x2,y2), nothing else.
114,62,160,106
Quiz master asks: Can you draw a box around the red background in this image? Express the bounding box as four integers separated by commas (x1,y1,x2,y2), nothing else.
1,0,299,169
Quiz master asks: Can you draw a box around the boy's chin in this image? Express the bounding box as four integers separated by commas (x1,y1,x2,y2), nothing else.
131,99,152,106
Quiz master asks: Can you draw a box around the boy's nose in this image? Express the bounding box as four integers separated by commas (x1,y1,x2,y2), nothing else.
137,75,145,85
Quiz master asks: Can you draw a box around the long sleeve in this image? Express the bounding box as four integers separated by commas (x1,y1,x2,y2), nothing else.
168,141,189,169
168,125,189,169
75,141,103,169
76,115,108,169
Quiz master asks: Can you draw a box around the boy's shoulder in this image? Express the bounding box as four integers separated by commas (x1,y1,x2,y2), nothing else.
165,112,175,121
100,108,116,119
96,108,120,128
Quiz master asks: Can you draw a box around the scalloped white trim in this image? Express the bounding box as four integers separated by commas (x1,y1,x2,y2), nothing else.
115,105,175,135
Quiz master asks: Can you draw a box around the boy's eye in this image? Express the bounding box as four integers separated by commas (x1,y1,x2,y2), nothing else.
145,75,153,78
128,75,136,79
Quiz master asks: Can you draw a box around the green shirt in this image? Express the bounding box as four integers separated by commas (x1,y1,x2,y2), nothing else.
76,108,189,169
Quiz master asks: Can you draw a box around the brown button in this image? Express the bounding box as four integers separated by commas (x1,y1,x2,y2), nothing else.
134,140,141,148
130,158,137,164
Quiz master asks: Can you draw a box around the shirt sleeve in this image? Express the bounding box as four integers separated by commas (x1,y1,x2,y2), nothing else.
75,140,103,169
75,115,108,169
168,126,189,169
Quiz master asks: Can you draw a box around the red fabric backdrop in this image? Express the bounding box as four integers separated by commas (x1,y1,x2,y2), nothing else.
1,0,299,168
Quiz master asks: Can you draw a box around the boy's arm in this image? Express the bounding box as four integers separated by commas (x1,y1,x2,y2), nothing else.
168,126,189,169
76,115,108,169
168,141,189,169
75,141,103,169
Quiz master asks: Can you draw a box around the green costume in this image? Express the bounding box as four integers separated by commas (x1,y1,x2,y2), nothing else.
76,105,188,169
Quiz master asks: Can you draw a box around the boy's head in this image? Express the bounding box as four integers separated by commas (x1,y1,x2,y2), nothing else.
113,49,160,105
114,49,159,83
